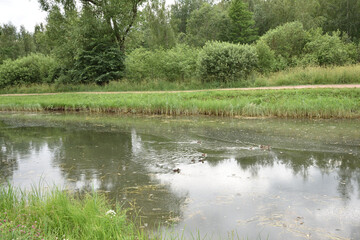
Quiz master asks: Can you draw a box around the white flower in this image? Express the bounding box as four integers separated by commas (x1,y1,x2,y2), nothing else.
106,210,116,216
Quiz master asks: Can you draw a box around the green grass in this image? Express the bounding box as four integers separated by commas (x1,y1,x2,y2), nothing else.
0,64,360,94
253,64,360,87
0,184,143,240
0,88,359,118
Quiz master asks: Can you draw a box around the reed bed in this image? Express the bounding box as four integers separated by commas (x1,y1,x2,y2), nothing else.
0,88,359,118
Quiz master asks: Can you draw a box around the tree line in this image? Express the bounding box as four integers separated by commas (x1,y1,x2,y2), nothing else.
0,0,359,87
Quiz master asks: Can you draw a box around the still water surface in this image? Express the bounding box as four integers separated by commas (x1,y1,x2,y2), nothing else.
0,113,359,239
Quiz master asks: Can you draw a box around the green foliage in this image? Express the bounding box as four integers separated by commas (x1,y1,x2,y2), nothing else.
228,0,258,44
33,24,51,55
318,0,360,40
143,0,177,49
198,41,258,82
39,0,145,52
70,42,125,85
186,3,230,47
0,24,20,63
125,44,199,81
45,5,79,70
260,22,309,64
302,30,357,66
170,0,206,34
253,0,325,36
0,24,37,64
0,54,59,88
255,40,276,72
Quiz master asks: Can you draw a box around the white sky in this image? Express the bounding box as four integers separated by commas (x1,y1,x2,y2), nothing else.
0,0,48,32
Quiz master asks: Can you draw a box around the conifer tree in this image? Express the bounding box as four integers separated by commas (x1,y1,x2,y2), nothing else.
228,0,258,44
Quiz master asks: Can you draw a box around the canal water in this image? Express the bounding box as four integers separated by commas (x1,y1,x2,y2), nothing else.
0,112,359,239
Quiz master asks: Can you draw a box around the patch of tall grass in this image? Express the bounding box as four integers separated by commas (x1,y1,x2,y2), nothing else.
0,88,359,118
254,65,360,87
0,184,142,239
0,65,359,94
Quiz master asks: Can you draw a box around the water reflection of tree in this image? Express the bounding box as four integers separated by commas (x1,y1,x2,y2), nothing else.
231,149,360,201
40,128,184,226
235,154,275,177
0,137,18,182
0,126,63,183
0,123,185,226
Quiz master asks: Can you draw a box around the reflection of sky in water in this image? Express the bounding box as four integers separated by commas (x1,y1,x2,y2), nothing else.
157,159,360,239
1,114,360,240
10,143,66,188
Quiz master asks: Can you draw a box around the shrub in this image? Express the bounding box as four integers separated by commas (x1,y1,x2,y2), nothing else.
260,22,309,65
69,41,125,85
255,40,276,73
125,44,199,81
301,30,356,66
0,54,58,88
197,41,258,82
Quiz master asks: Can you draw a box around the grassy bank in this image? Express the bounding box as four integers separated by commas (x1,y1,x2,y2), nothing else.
0,65,360,94
0,185,143,240
1,88,359,118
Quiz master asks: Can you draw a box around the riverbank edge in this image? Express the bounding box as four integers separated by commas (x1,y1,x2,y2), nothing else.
0,88,359,119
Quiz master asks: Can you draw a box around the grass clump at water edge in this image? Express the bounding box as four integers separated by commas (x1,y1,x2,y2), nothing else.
0,184,142,240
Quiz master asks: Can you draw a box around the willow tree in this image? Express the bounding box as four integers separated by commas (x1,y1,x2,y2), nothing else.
38,0,144,51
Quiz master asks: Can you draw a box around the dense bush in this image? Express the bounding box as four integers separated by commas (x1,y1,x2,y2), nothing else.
197,41,258,82
259,22,309,65
0,54,59,88
125,44,199,81
255,40,276,73
302,31,357,66
69,42,125,85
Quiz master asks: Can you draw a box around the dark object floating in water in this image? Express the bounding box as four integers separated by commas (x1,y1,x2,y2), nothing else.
199,159,205,163
173,168,181,173
191,159,196,163
260,145,271,150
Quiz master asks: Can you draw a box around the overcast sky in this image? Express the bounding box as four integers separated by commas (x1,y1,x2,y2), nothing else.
0,0,48,32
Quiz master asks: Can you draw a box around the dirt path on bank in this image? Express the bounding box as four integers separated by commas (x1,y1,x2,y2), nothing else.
1,84,360,96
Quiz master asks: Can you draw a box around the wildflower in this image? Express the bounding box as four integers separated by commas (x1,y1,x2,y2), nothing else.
106,210,116,216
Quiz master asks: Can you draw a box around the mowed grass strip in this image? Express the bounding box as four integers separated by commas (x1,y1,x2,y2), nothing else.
0,88,359,118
